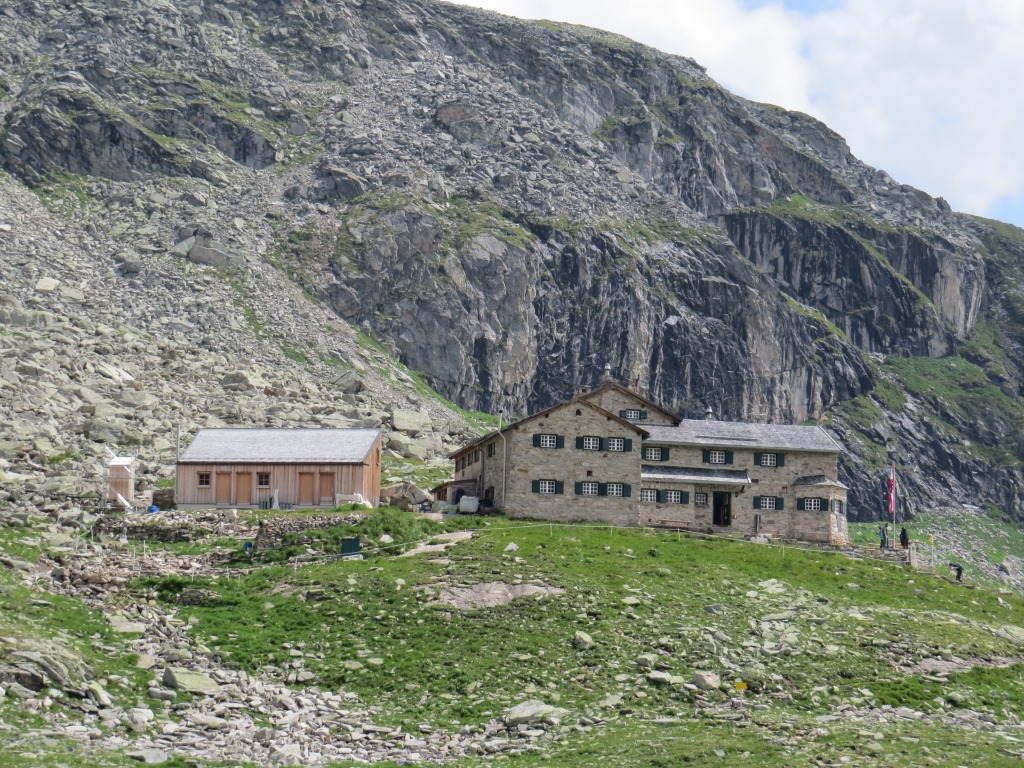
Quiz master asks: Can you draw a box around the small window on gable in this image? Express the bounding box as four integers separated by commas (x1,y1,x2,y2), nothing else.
576,409,582,416
624,408,641,420
538,433,558,448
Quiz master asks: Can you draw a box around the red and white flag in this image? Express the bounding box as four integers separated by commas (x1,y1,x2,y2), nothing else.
888,463,896,521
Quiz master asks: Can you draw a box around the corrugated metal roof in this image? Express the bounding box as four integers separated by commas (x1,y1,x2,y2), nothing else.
640,466,752,485
178,428,382,464
644,420,841,452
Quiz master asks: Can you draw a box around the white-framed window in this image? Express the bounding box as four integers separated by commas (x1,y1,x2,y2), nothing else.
666,490,682,504
694,492,708,506
257,473,270,487
708,450,726,464
198,472,211,488
538,479,557,494
607,483,624,497
640,488,658,502
759,453,777,467
538,434,558,448
761,496,777,510
580,481,599,496
607,438,625,452
624,409,642,420
582,436,601,451
643,446,664,461
804,497,821,511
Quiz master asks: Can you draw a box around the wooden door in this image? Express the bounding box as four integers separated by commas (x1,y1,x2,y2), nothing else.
235,473,252,505
299,472,315,506
319,473,335,506
216,472,232,505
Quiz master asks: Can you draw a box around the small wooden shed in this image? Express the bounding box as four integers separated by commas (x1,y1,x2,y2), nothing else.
175,428,382,509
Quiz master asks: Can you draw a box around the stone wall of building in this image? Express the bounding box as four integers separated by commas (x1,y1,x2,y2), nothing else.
503,403,643,525
584,389,676,426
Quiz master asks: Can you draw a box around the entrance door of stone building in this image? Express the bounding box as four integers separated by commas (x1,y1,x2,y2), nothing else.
235,473,252,506
216,472,231,505
299,472,315,506
712,491,732,526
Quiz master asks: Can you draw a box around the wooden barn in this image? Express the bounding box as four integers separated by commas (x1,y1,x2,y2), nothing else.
175,428,382,509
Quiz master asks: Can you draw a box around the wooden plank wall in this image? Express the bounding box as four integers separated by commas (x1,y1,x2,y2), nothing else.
177,461,371,507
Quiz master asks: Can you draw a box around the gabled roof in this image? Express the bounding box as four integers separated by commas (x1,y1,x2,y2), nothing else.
178,428,382,464
640,466,752,485
644,420,841,453
578,381,681,426
450,396,649,459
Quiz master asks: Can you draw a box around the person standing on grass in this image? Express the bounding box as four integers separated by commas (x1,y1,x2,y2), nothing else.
879,524,889,551
899,526,909,550
949,562,964,582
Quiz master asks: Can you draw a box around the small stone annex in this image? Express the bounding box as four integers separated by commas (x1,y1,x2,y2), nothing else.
446,378,850,545
175,428,382,510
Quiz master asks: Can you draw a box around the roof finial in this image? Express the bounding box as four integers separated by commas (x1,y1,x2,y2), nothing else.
705,405,714,420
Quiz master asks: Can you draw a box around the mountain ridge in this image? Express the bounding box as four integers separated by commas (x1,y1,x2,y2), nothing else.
1,0,1024,528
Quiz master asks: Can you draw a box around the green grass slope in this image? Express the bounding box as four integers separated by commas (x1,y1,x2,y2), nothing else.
2,512,1023,767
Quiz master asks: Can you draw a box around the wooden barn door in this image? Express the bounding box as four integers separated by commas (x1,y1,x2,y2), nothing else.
319,473,335,507
298,472,315,506
215,472,232,505
235,473,252,505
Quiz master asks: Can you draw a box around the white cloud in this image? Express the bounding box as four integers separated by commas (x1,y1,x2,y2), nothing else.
448,0,1024,226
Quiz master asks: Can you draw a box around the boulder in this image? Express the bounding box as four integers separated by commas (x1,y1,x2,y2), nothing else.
162,667,222,696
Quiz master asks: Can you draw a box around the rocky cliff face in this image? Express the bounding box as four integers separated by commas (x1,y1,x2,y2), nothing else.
2,0,1024,523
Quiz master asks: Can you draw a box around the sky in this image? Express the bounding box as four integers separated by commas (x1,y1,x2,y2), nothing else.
449,0,1024,228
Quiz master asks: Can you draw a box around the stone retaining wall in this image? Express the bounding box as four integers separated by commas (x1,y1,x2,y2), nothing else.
254,513,364,551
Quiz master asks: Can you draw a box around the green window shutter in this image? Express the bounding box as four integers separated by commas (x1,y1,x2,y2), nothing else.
796,498,806,511
753,496,762,510
639,410,648,420
618,410,628,418
555,481,564,495
623,438,633,452
681,491,690,504
819,497,827,509
574,482,583,495
754,452,762,466
777,454,785,467
532,434,541,447
657,490,666,503
724,451,734,464
531,480,540,493
662,447,670,460
576,436,584,449
600,438,609,451
775,497,784,510
555,435,565,449
622,484,632,497
597,483,608,497
702,449,711,463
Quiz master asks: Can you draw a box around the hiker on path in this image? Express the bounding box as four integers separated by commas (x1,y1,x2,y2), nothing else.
949,562,964,583
899,527,910,550
879,524,889,550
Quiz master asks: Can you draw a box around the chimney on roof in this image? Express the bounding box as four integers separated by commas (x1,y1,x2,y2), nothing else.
601,363,613,383
704,405,715,420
